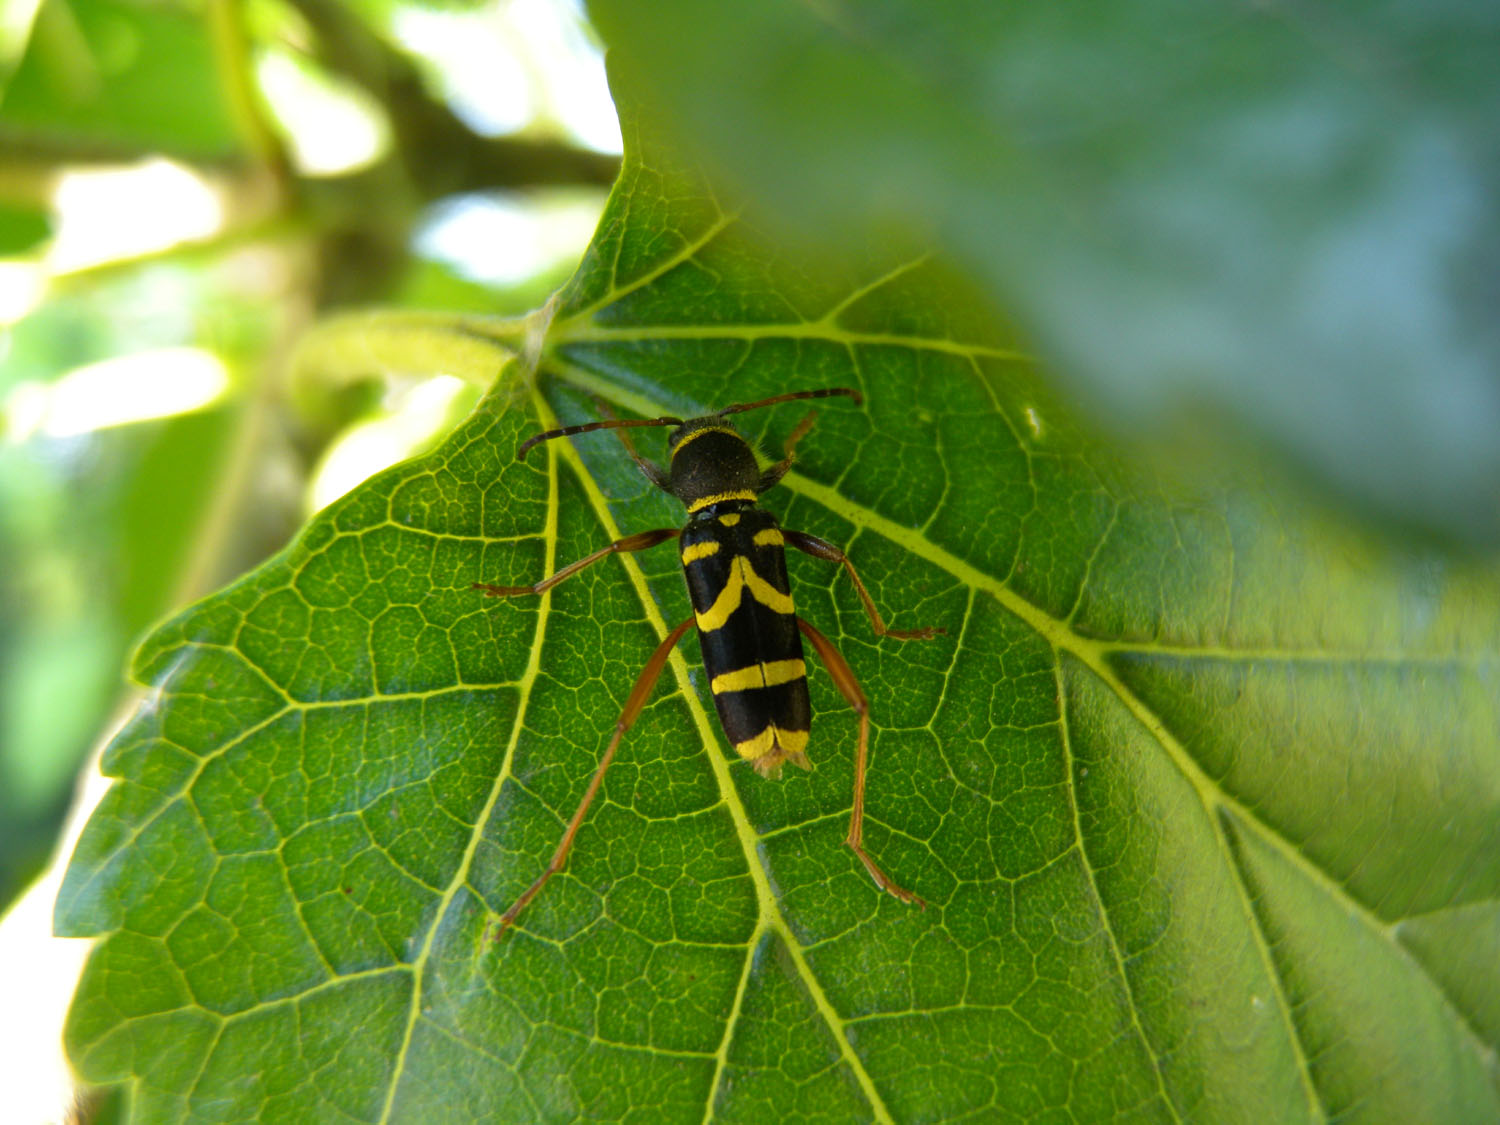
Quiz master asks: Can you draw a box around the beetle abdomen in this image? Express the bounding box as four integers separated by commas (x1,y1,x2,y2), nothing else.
680,504,811,775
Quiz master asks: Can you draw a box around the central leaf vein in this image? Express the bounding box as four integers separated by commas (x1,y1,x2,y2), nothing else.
548,414,899,1124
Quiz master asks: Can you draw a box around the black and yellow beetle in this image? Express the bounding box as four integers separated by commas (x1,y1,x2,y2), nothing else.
476,387,941,935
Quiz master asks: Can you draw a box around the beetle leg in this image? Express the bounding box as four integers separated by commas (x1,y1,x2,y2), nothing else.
797,617,925,908
611,424,671,492
473,528,680,597
493,616,695,939
785,531,943,640
590,395,672,491
756,409,821,492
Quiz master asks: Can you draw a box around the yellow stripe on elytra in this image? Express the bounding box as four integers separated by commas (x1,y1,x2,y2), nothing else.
734,724,810,763
686,490,756,514
752,528,784,547
694,555,796,630
710,658,806,695
680,540,721,565
670,425,737,460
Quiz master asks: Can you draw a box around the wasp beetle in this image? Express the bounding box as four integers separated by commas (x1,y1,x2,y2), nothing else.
476,387,942,935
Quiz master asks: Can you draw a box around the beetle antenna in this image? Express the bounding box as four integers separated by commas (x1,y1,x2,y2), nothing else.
516,416,682,461
717,387,862,418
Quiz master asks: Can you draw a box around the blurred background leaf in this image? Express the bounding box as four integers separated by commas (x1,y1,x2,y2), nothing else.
587,0,1500,546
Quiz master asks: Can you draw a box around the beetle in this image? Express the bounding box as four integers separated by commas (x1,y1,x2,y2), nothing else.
475,387,941,936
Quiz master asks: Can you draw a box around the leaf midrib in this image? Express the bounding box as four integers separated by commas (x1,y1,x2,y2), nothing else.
540,394,901,1124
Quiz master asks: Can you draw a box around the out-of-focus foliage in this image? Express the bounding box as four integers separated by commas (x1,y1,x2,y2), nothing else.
588,0,1500,546
0,0,616,916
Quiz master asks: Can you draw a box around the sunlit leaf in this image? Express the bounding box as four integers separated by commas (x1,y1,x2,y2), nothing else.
57,57,1500,1124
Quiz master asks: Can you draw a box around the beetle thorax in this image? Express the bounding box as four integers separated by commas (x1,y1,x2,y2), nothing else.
667,419,762,510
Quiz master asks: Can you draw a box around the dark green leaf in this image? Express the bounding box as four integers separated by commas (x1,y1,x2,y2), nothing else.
57,57,1500,1125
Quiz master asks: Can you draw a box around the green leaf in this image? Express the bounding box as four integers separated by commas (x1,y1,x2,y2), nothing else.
1,0,239,158
0,201,50,255
58,59,1500,1125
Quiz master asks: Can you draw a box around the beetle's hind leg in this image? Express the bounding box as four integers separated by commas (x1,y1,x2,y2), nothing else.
797,617,925,908
492,617,695,939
